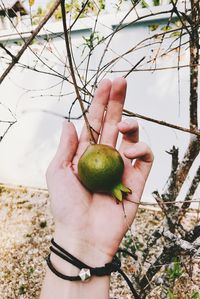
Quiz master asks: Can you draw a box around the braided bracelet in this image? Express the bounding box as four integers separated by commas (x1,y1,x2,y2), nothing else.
46,238,140,299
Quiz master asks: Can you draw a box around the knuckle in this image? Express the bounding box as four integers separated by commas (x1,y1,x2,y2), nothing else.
138,142,154,161
125,118,139,129
138,141,148,150
148,148,154,162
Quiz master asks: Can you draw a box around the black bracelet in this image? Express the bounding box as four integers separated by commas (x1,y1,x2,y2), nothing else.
48,239,121,280
46,238,140,299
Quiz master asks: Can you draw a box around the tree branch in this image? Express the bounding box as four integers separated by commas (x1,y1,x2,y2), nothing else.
139,245,179,298
0,0,61,85
122,110,200,137
178,164,200,222
163,229,200,256
60,0,95,144
189,0,199,129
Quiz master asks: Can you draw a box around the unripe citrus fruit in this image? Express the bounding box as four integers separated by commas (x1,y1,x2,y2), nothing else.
78,144,131,202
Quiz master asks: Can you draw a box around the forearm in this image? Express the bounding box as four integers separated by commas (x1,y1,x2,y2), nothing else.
40,225,111,299
40,268,110,299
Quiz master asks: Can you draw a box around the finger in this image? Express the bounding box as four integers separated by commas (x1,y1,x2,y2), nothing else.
53,121,78,167
100,77,127,147
78,79,112,147
124,142,154,179
118,119,139,160
118,119,139,147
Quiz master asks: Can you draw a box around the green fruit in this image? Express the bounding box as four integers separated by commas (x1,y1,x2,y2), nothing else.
78,144,132,202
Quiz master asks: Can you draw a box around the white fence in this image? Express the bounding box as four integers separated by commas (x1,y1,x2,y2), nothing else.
0,4,199,206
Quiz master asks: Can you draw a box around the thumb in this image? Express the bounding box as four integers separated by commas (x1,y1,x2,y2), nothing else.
54,120,78,167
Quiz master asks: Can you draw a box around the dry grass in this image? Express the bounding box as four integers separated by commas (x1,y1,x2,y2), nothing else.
0,185,199,299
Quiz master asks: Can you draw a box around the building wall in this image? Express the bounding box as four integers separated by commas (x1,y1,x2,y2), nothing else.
0,4,199,206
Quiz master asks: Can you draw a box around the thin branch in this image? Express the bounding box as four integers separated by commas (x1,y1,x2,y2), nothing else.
0,101,16,120
0,43,15,59
122,109,200,137
184,225,200,243
139,245,179,298
189,0,199,129
22,108,83,120
0,120,15,124
139,222,200,297
178,164,200,221
60,0,95,144
152,191,176,231
124,56,146,78
94,0,142,83
171,0,193,39
0,0,61,85
0,121,17,142
141,226,163,264
163,229,200,256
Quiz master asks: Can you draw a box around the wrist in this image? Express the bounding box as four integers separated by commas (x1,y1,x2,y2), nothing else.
53,223,113,268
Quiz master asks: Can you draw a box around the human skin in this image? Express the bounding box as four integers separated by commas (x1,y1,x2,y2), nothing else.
40,77,154,299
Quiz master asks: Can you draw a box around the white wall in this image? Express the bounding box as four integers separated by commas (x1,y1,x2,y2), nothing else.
0,4,199,207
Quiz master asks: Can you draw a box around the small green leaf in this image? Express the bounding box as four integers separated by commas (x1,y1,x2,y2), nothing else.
29,0,35,7
111,187,123,202
167,289,178,299
170,31,181,38
149,24,159,31
174,20,182,27
141,0,149,8
39,220,47,228
119,183,132,194
19,284,26,295
166,257,183,280
153,0,160,6
111,182,132,202
99,0,105,9
192,292,200,299
161,25,173,32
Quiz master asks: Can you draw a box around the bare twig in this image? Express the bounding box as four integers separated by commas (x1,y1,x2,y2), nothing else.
60,0,95,144
0,43,15,59
189,0,199,130
0,121,17,142
122,109,200,137
178,165,200,221
163,229,200,256
124,56,146,78
139,245,179,298
0,0,61,85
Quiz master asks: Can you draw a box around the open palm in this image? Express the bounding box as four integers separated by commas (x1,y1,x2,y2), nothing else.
46,78,153,260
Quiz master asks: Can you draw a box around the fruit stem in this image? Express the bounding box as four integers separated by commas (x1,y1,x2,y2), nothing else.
60,1,96,144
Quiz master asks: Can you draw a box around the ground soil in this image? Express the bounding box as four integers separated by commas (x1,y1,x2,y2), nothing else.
0,185,199,299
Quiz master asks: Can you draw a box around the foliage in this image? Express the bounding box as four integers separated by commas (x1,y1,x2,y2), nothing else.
28,0,35,7
167,289,179,299
120,232,141,257
153,0,161,6
32,6,46,24
31,0,106,23
141,0,149,8
191,292,200,299
166,258,183,281
82,32,104,53
167,287,200,299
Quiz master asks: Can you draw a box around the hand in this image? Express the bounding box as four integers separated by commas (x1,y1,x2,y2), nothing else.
46,77,153,266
